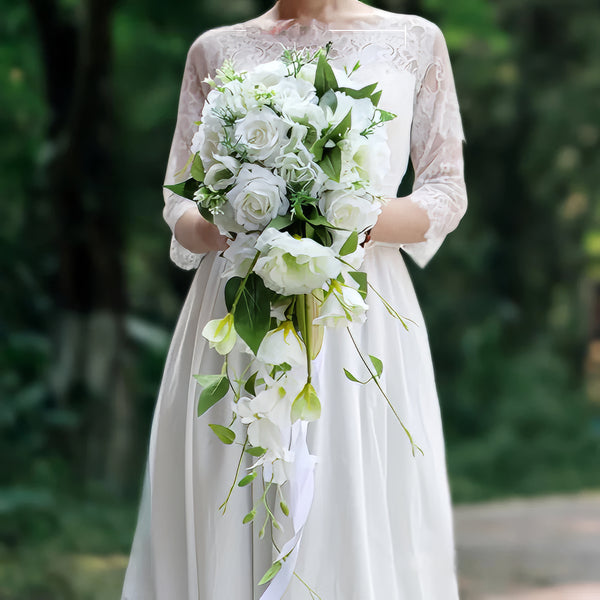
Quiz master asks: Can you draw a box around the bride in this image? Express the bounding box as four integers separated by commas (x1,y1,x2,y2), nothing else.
121,0,467,598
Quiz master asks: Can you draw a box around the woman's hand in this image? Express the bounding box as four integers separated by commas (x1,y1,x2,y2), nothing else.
194,214,230,252
174,206,230,254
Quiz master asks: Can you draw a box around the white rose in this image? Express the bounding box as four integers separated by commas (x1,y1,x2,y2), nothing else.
192,112,226,170
274,147,328,193
226,164,288,230
207,80,252,116
254,228,341,295
284,101,328,135
297,63,317,85
204,155,241,191
313,282,369,328
319,188,381,232
338,129,391,192
271,76,316,110
245,60,287,88
222,232,259,278
234,106,291,165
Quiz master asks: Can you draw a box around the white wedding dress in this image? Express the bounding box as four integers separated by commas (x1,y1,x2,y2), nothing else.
121,9,467,600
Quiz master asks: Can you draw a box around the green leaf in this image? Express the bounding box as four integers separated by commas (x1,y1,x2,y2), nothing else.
339,231,358,256
259,560,283,585
193,374,229,416
309,134,329,162
242,509,256,524
319,89,338,112
291,382,321,422
163,178,200,200
245,445,266,457
348,271,368,300
238,471,258,487
314,52,339,97
208,424,236,445
304,208,331,228
268,213,294,230
190,153,205,181
244,372,258,396
338,83,378,100
224,274,273,354
328,109,352,142
312,225,332,247
370,90,382,107
369,354,384,377
319,145,342,182
343,368,362,383
378,109,396,122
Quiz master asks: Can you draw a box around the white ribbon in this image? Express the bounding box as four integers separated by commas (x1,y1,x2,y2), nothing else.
260,349,324,599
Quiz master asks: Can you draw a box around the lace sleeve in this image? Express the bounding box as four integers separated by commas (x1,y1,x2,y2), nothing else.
400,24,467,269
162,38,209,270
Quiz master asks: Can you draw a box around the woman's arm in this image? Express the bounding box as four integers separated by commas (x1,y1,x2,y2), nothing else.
369,196,430,244
163,35,229,268
370,23,467,266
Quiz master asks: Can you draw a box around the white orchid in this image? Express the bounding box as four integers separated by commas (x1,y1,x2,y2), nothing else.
313,281,369,328
257,320,307,368
201,313,237,355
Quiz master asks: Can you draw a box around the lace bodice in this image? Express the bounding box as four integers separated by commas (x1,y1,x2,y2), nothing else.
162,10,467,270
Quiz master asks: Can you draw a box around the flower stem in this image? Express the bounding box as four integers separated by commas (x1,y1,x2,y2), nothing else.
304,294,312,383
219,434,249,513
346,327,424,457
336,256,417,330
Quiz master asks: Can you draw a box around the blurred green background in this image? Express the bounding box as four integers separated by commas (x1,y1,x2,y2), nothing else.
1,0,599,597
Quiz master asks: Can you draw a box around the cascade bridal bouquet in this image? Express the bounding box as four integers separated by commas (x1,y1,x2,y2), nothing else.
165,42,422,599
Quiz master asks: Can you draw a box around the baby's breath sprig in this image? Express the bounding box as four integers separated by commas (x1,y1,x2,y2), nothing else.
194,186,227,215
281,44,328,76
211,105,238,127
221,127,248,162
215,58,246,84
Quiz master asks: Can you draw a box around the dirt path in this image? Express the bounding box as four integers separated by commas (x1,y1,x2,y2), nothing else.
454,492,600,599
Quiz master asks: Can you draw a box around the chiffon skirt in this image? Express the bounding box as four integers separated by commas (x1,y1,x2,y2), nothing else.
121,240,460,600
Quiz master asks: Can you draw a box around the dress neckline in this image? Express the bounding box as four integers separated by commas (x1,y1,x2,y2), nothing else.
236,10,397,38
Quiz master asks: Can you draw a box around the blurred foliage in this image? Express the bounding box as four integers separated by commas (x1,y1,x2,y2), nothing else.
1,0,600,596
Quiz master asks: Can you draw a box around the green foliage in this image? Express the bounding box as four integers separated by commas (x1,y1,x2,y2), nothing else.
225,273,273,354
208,424,236,445
339,231,359,256
259,560,282,585
194,374,230,416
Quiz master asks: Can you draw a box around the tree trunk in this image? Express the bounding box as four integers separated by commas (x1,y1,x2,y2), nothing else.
29,0,137,497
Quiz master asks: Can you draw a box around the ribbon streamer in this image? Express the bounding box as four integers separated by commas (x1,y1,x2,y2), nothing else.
260,349,324,599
